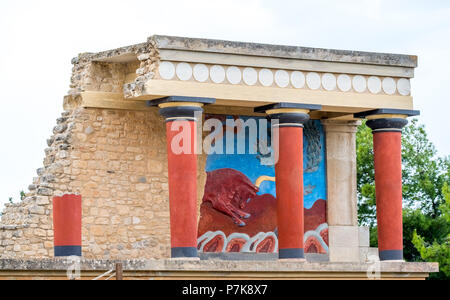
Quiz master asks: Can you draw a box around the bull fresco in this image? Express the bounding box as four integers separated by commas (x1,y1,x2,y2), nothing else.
197,115,328,254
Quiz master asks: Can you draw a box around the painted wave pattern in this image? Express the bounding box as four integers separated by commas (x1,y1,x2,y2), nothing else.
198,223,328,254
304,223,329,254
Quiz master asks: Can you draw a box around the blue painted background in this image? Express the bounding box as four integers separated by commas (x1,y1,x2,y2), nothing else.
205,116,327,209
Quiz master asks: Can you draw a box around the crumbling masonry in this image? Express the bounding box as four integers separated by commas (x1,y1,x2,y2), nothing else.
0,37,200,259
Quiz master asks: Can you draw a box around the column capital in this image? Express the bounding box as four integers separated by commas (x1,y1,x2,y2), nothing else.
321,119,362,133
354,108,419,133
254,103,322,127
148,96,216,122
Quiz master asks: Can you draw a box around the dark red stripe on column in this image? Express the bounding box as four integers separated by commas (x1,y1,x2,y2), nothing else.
275,126,304,259
373,132,403,260
166,120,198,258
53,194,82,257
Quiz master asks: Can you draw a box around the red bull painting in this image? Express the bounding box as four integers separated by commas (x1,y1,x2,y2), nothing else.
198,115,328,254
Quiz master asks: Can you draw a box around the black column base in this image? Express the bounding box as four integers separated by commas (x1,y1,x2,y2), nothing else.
171,247,198,258
279,248,304,259
379,249,403,261
54,246,82,257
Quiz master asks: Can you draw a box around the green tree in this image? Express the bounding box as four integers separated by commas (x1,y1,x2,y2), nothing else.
412,183,450,279
402,121,450,217
357,119,449,225
356,120,376,226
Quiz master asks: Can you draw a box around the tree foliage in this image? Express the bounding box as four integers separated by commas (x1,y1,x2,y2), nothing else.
412,183,450,279
356,120,376,226
357,119,449,225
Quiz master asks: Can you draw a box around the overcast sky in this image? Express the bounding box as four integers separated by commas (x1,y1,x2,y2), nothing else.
0,0,449,208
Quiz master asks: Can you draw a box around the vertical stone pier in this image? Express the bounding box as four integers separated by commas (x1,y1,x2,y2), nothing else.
322,120,361,262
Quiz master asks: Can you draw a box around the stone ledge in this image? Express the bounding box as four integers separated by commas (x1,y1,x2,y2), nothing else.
0,258,438,273
152,35,417,68
0,259,438,280
73,35,418,68
0,224,29,231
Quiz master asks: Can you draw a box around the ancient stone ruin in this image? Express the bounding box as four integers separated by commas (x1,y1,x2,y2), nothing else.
0,35,438,279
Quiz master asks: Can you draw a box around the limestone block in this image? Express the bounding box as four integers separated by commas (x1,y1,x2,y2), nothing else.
329,226,359,248
359,226,370,247
360,247,379,263
329,226,360,262
330,247,360,263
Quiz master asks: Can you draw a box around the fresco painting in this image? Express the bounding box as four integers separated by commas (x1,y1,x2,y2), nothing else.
197,115,328,254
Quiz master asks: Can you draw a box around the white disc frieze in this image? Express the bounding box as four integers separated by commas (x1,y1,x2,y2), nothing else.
397,78,411,96
193,64,209,82
291,71,305,89
352,75,367,93
226,66,242,85
382,77,397,95
275,70,290,88
337,74,352,92
158,61,175,80
210,65,226,84
306,72,321,90
243,67,258,86
259,69,274,87
176,62,192,81
368,76,382,94
322,73,336,91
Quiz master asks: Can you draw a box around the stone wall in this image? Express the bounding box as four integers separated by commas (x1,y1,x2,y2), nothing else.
68,107,170,259
0,105,208,260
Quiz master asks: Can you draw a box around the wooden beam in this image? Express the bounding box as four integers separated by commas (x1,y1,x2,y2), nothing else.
64,91,154,111
134,80,414,113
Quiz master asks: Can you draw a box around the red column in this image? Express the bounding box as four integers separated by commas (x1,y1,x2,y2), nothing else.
53,194,82,257
155,97,214,259
165,119,199,258
256,103,319,260
275,126,305,259
373,131,404,260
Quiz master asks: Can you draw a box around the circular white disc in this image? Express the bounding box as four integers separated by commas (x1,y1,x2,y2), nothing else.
337,74,352,92
291,71,305,89
226,66,242,85
193,64,209,82
159,61,175,80
397,78,411,96
275,70,290,88
352,75,367,93
368,76,382,94
210,65,226,84
382,77,397,95
306,72,321,90
322,73,337,91
242,67,257,86
176,62,192,81
259,69,274,87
